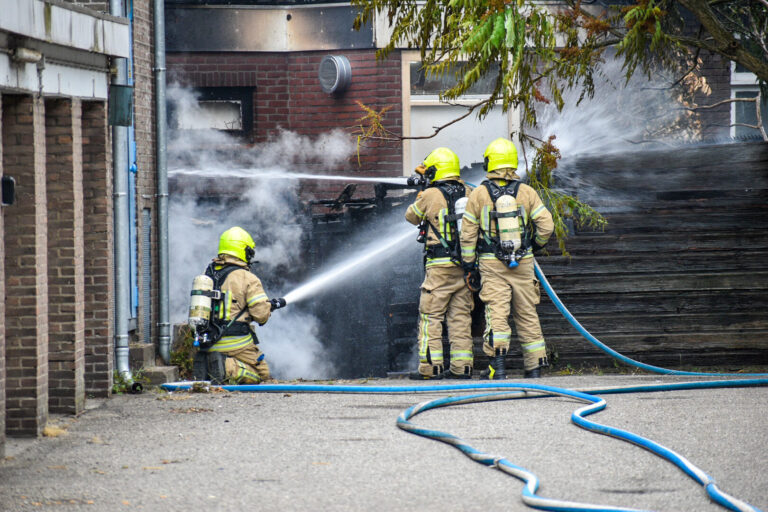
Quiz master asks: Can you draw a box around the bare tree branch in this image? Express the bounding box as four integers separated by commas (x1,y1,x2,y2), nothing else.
732,122,761,130
680,97,756,111
405,98,494,140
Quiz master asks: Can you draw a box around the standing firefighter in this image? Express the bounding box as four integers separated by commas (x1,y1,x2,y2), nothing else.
405,147,475,380
188,226,286,384
460,138,554,379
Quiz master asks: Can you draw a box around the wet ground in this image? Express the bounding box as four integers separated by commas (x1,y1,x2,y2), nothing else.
1,374,766,512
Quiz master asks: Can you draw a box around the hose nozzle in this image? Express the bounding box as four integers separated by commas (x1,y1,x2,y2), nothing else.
270,297,287,311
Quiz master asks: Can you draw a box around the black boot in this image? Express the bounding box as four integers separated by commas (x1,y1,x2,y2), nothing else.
409,365,444,380
207,352,227,385
442,366,472,379
524,357,549,379
480,353,506,380
524,367,540,378
192,351,209,381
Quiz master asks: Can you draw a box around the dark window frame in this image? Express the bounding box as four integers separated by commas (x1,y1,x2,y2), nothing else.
168,86,254,139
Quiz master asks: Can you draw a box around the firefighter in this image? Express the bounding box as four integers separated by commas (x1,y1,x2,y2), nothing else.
405,147,475,379
459,138,554,379
192,226,286,384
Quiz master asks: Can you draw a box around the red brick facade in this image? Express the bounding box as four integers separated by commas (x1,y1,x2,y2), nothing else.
167,49,403,198
2,95,50,437
45,98,86,415
81,101,115,398
0,0,157,446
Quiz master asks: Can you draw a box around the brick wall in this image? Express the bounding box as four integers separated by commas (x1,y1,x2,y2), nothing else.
132,0,157,346
166,49,403,199
168,52,283,141
82,101,114,397
45,98,86,415
697,52,731,140
0,94,5,455
2,95,49,437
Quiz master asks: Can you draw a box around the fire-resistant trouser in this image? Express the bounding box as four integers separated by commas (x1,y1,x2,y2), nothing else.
221,344,270,384
478,257,547,371
417,265,474,377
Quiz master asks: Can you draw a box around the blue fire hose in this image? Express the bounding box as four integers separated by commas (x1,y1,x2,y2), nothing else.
163,259,768,512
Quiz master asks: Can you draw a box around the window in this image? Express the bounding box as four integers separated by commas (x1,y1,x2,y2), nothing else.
169,87,254,137
409,62,499,96
177,101,243,131
730,62,761,139
732,89,760,139
402,52,512,174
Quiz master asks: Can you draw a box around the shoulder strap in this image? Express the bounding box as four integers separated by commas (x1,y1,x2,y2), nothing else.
205,263,243,290
434,181,466,215
204,263,251,342
483,179,521,203
421,182,466,265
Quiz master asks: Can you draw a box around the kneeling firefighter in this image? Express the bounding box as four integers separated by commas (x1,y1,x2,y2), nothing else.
188,226,286,384
405,147,475,380
459,138,554,379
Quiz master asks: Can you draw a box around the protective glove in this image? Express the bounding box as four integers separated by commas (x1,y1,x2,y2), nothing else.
461,262,482,293
531,240,547,254
406,174,426,187
269,298,287,311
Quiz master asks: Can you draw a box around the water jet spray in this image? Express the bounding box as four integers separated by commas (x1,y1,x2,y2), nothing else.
282,225,414,304
170,167,410,186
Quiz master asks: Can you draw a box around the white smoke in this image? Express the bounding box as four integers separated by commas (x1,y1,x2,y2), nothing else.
168,84,359,379
534,58,699,160
257,312,332,380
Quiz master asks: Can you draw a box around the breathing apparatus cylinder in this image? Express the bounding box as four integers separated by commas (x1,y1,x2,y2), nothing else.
454,197,468,234
495,195,522,268
189,274,215,330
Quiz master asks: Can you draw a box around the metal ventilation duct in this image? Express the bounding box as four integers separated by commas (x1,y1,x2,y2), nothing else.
318,55,351,94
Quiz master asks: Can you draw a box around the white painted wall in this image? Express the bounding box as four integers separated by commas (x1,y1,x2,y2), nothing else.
409,103,508,172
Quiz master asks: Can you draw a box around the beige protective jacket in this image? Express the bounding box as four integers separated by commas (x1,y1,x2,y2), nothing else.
405,178,473,268
460,169,554,264
208,254,272,352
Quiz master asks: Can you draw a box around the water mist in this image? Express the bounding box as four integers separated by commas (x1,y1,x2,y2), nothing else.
532,58,711,202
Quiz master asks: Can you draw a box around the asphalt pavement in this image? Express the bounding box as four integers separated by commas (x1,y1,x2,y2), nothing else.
1,374,766,512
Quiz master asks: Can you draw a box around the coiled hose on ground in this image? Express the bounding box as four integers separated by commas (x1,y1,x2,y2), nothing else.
163,260,768,512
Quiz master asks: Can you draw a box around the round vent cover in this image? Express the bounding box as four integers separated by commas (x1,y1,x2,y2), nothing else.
318,55,352,95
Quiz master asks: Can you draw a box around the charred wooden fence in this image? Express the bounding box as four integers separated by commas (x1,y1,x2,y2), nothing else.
533,141,768,371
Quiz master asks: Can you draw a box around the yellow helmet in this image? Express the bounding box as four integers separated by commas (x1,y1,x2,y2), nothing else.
422,147,460,182
218,226,255,263
483,138,518,172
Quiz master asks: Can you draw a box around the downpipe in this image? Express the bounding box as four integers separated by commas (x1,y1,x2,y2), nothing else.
110,0,141,393
154,0,171,365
